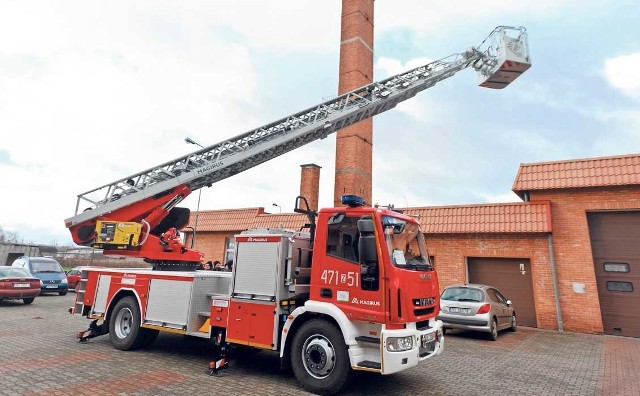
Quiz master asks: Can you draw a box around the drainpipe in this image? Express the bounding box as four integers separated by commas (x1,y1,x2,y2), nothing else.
547,233,564,332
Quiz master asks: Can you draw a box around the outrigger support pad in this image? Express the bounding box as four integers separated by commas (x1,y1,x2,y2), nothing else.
77,319,107,343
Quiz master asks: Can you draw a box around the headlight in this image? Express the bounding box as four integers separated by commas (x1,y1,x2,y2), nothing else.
40,280,44,285
386,336,414,352
61,278,68,284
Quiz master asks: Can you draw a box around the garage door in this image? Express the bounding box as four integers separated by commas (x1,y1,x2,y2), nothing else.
588,211,640,338
467,257,537,327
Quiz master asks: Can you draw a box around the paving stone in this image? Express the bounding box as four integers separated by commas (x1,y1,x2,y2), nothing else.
0,294,638,395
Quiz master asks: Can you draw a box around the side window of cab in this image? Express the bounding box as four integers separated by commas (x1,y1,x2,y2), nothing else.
326,214,360,263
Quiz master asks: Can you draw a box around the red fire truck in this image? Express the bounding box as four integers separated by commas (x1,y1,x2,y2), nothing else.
67,26,530,394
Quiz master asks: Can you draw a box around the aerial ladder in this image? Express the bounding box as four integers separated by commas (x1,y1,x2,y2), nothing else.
64,26,531,270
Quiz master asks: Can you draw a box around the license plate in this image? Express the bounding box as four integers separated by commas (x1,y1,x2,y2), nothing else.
13,283,30,288
449,307,469,314
46,285,58,289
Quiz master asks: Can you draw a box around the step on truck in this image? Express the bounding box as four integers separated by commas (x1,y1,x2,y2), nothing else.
67,26,531,394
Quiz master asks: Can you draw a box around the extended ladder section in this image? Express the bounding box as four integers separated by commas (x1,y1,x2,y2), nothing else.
66,26,530,228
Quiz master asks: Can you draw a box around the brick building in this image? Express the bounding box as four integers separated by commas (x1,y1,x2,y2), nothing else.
184,153,640,337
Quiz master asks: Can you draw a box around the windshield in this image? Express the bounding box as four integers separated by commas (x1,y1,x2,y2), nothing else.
382,215,433,271
0,267,32,278
31,260,63,273
441,287,485,302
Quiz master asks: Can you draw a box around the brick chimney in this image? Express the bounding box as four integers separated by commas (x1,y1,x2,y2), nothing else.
300,164,321,212
334,0,374,206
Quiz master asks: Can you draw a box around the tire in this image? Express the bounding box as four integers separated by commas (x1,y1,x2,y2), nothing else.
59,291,68,296
23,297,35,305
109,296,146,351
442,327,447,335
290,319,351,395
509,314,517,332
488,318,498,341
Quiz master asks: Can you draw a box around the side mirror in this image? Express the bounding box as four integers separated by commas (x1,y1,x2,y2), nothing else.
506,300,512,306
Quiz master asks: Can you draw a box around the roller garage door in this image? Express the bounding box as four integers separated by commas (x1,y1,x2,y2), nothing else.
467,257,537,327
588,211,640,338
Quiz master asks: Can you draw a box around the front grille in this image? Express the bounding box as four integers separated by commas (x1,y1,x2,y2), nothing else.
414,307,435,317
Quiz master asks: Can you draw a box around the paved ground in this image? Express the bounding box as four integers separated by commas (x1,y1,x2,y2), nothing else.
1,294,638,396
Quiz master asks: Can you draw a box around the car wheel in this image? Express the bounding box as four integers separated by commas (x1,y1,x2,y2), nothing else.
489,318,498,341
291,318,351,395
23,297,35,305
59,290,68,296
510,314,517,332
442,327,447,335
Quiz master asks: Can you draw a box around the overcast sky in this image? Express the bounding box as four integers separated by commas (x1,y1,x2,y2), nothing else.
1,0,639,246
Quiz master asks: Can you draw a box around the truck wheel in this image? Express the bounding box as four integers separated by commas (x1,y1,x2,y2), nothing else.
109,296,146,350
290,319,351,395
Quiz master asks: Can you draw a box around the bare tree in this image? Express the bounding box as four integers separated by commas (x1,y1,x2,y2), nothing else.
0,225,24,244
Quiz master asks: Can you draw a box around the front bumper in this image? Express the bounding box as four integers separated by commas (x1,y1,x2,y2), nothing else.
380,321,444,375
40,284,68,293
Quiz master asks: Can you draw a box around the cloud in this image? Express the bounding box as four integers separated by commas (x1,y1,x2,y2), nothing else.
1,0,639,246
603,53,640,99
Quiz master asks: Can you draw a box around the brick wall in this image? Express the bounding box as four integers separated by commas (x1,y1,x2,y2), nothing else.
425,233,558,330
529,186,640,334
334,0,374,206
185,231,237,263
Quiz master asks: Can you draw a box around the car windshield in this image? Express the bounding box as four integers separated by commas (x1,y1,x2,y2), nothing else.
0,267,32,278
441,287,485,302
381,215,433,271
31,260,63,273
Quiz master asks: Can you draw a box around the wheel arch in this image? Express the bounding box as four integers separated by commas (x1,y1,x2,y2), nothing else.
105,288,143,325
280,301,357,368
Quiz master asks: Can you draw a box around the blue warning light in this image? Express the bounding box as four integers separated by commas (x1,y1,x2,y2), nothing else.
341,195,364,207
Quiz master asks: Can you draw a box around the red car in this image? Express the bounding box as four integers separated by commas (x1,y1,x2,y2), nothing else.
0,267,41,304
65,267,82,292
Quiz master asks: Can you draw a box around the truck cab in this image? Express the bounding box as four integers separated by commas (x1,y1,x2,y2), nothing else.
278,196,443,394
311,200,440,327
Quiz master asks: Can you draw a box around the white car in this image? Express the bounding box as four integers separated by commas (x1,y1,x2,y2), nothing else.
436,284,516,340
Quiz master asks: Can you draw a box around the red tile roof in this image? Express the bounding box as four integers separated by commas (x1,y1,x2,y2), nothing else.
185,208,265,232
253,213,308,230
184,208,307,233
185,202,552,235
404,202,552,234
512,153,640,199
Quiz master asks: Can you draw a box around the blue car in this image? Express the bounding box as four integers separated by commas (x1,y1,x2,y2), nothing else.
12,257,68,296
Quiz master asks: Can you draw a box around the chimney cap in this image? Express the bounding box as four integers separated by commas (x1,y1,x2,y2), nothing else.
300,163,322,169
